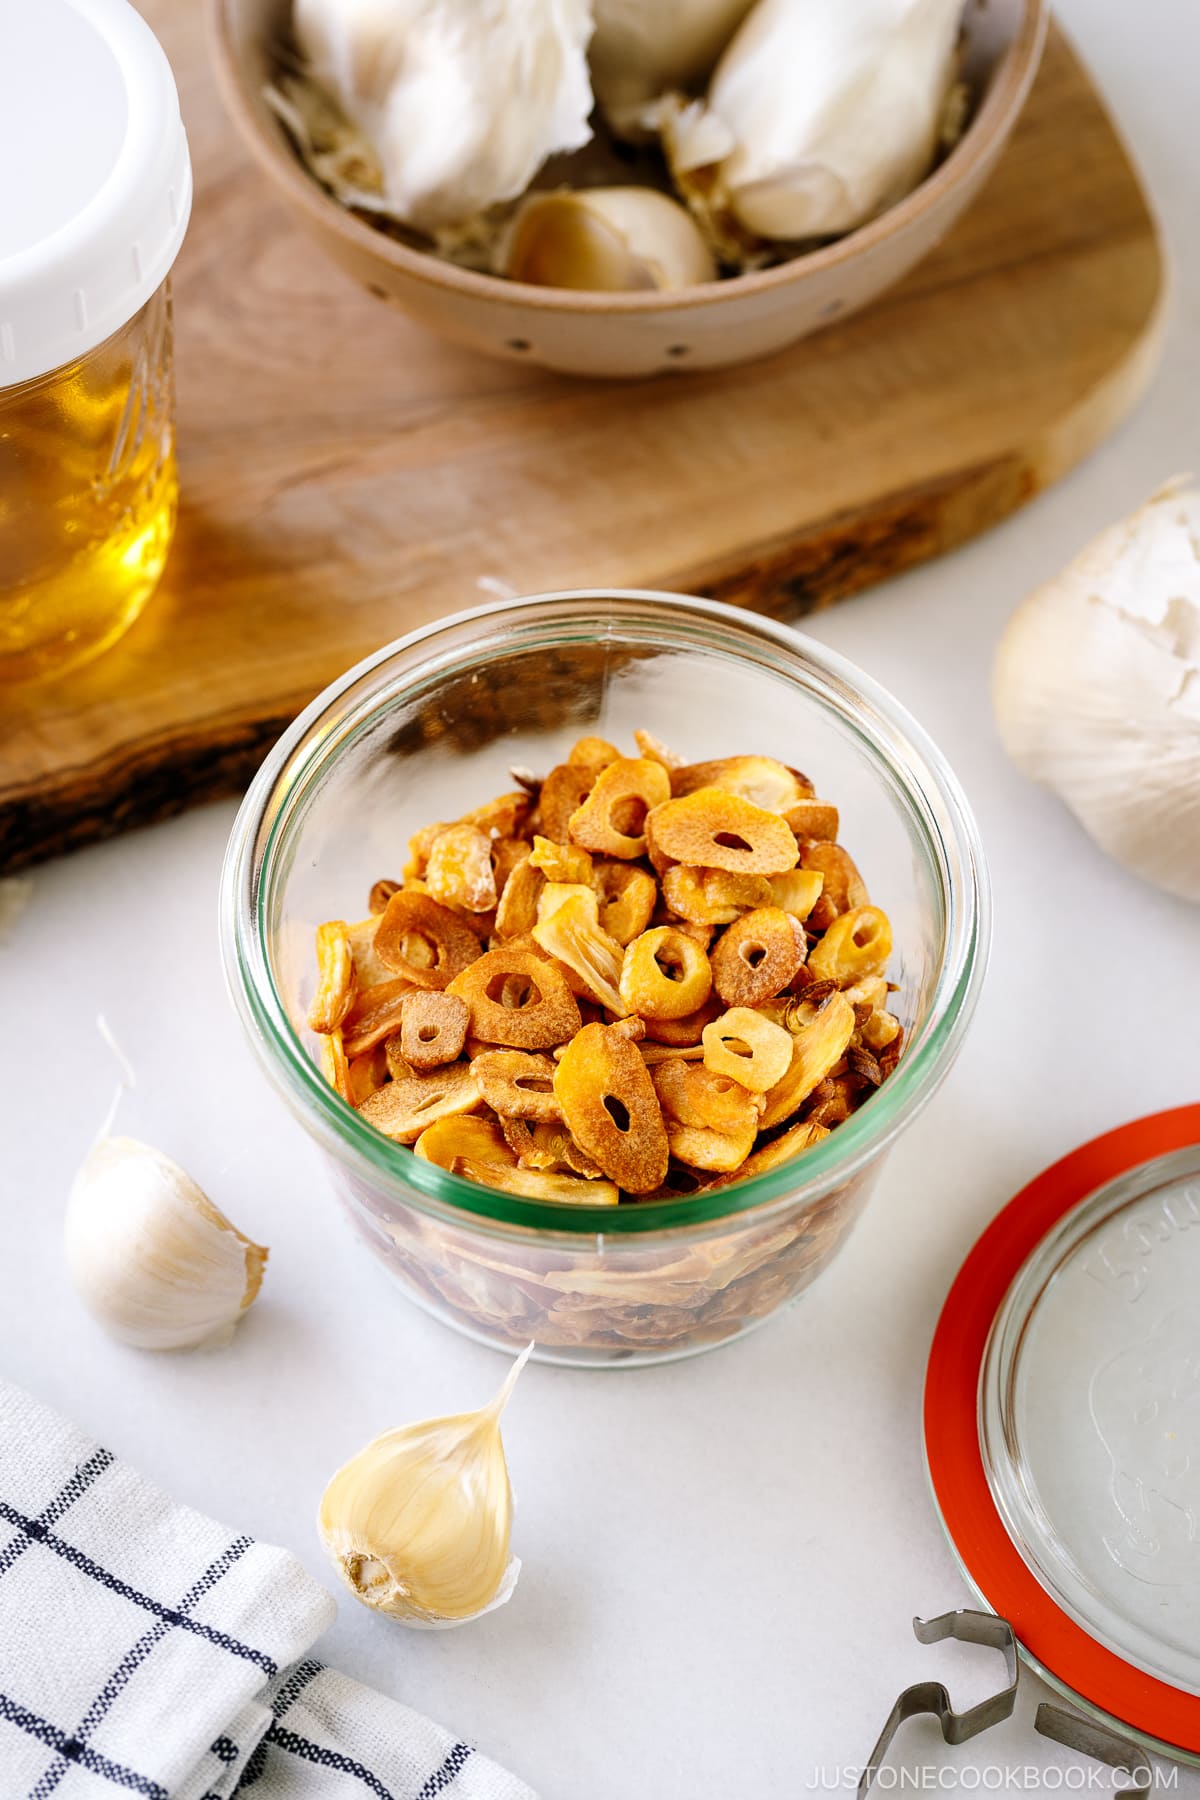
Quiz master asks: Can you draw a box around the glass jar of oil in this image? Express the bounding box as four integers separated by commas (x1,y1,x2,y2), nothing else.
0,0,192,685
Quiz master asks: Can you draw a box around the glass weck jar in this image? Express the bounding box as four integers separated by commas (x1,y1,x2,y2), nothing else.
0,0,192,683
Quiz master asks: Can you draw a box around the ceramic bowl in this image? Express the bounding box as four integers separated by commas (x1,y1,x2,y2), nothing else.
209,0,1046,378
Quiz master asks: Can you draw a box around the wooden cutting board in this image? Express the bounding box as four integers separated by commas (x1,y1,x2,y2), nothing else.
0,13,1164,873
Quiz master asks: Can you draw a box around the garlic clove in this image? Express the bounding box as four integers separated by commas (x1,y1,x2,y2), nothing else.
589,0,756,135
318,1346,531,1628
65,1137,268,1351
993,477,1200,903
501,187,716,291
661,0,963,254
293,0,595,234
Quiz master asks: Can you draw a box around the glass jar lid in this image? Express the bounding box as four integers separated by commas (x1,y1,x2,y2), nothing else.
0,0,191,387
925,1108,1200,1761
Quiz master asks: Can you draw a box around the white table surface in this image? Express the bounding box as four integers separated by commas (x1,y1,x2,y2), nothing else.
3,4,1199,1794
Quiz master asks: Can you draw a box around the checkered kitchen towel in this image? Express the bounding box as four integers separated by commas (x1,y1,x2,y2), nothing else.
0,1382,537,1800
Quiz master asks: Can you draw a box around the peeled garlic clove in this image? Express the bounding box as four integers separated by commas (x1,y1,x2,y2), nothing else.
993,477,1200,903
501,187,716,291
663,0,962,249
589,0,756,133
66,1137,268,1351
318,1347,531,1628
293,0,594,234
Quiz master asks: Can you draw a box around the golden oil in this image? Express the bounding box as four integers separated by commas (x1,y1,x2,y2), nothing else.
0,287,177,685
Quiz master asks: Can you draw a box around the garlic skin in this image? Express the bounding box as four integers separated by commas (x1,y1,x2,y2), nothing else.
318,1346,531,1628
993,478,1200,903
293,0,595,234
589,0,755,130
65,1137,268,1351
664,0,962,246
502,187,716,291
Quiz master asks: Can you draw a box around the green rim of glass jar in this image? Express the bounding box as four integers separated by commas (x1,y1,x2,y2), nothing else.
220,592,990,1237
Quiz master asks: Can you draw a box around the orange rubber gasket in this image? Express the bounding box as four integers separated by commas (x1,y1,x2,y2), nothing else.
924,1105,1200,1754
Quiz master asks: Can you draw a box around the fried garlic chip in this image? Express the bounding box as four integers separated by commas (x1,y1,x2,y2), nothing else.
424,824,498,914
416,1116,618,1204
670,755,806,813
448,945,581,1050
708,1118,830,1187
308,921,356,1033
568,757,671,860
619,927,712,1021
592,862,657,946
710,907,805,1009
782,798,840,842
647,789,799,876
399,990,470,1070
702,1007,794,1093
800,843,869,914
343,977,418,1057
538,763,595,843
374,891,482,989
473,1050,563,1122
357,1063,481,1144
553,1023,669,1195
806,906,892,986
758,993,856,1129
532,892,626,1014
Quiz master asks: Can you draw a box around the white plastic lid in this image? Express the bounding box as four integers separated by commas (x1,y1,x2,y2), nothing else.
0,0,192,388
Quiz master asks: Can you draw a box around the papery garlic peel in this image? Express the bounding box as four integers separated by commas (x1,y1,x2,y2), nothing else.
317,1345,532,1628
993,477,1200,903
665,0,962,246
65,1137,268,1351
293,0,594,233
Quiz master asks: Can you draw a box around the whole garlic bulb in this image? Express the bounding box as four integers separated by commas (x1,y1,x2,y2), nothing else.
318,1345,531,1628
993,478,1200,903
589,0,755,129
66,1137,268,1350
502,187,716,290
664,0,962,245
293,0,595,233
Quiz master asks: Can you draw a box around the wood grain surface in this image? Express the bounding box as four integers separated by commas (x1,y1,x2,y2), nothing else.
0,13,1164,872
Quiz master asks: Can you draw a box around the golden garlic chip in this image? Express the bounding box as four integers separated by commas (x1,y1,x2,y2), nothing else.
619,927,712,1020
554,1024,669,1194
308,921,356,1034
447,945,581,1050
472,1050,563,1122
374,891,483,989
358,1063,481,1143
710,906,806,1008
647,789,799,875
399,991,470,1071
702,1007,795,1092
568,757,672,859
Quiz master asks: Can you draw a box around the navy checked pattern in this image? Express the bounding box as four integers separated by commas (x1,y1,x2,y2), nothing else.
271,1658,324,1718
234,1661,475,1799
0,1429,493,1800
414,1744,474,1798
27,1536,254,1799
0,1500,275,1674
261,1725,473,1799
0,1450,114,1580
265,1727,400,1798
0,1692,166,1798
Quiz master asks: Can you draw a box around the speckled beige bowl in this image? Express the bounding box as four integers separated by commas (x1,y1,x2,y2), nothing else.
210,0,1047,378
